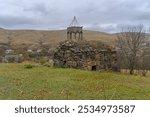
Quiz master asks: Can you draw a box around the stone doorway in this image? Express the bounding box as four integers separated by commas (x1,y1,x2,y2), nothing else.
91,66,97,71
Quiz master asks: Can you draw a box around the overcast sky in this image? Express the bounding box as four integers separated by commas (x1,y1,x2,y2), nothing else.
0,0,150,32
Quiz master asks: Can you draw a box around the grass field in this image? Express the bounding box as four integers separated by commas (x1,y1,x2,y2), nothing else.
0,63,150,100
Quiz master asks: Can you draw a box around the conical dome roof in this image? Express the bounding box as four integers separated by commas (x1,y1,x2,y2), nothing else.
69,16,80,27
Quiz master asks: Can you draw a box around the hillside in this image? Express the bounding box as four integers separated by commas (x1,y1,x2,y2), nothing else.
0,63,149,100
0,29,116,48
0,28,4,30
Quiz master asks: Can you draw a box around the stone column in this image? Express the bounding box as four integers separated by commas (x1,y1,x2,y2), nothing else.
70,33,72,40
75,33,76,39
67,32,69,40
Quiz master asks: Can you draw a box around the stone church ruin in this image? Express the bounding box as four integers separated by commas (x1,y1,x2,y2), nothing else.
53,17,118,71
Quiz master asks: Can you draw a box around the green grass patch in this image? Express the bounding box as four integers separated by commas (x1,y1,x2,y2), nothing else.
24,64,37,69
0,63,150,100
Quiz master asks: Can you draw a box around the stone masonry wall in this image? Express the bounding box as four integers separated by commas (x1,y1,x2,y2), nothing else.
53,40,118,71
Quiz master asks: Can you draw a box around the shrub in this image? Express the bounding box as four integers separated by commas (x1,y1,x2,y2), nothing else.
24,64,35,69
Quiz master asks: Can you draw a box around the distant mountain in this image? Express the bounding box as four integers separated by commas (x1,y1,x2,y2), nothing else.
0,27,4,30
0,29,118,50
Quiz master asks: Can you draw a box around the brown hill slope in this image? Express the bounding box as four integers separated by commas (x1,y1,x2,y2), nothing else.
0,29,116,48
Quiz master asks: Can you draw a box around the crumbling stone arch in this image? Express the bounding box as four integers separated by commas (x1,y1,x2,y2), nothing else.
67,27,83,40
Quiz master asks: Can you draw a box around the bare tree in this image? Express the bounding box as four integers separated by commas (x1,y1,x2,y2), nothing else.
116,24,148,75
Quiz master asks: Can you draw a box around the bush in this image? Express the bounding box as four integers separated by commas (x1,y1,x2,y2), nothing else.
24,64,35,69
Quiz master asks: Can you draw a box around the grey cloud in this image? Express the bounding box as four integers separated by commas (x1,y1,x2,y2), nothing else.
0,15,38,27
0,0,150,32
23,3,52,16
85,23,119,33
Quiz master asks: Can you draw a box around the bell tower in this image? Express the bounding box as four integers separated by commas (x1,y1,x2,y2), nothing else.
67,16,83,41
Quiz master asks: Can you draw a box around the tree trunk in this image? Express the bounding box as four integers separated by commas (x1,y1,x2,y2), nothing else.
130,68,134,75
